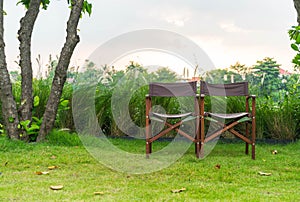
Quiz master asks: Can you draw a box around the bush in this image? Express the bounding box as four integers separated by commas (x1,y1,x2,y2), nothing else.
0,65,299,141
46,129,82,146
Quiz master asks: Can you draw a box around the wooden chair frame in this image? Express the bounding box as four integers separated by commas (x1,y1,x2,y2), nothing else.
145,81,201,158
200,81,256,159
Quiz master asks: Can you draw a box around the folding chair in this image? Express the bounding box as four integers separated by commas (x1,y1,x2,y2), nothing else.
145,81,200,158
200,81,256,159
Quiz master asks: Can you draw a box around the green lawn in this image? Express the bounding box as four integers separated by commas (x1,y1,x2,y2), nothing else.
0,134,299,201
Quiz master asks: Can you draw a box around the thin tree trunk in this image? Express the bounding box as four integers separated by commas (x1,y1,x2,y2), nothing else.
294,0,300,24
0,0,20,139
18,0,41,128
37,0,84,141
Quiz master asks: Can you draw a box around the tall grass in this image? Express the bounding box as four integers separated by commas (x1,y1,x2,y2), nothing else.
1,66,299,140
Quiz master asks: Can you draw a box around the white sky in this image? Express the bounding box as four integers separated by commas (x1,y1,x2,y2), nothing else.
3,0,297,77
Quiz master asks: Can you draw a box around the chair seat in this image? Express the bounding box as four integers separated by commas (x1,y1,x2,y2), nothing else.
150,112,193,119
206,112,249,119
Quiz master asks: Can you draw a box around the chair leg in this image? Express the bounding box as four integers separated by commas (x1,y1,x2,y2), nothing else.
245,123,249,155
252,116,256,160
245,143,249,155
200,113,205,158
145,117,151,158
195,142,200,158
252,143,255,160
146,141,150,158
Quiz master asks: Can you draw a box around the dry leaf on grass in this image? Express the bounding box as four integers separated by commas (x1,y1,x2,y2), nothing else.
215,164,221,169
50,185,64,190
35,171,49,175
48,166,58,170
94,192,105,195
50,155,57,159
171,187,186,193
258,171,272,176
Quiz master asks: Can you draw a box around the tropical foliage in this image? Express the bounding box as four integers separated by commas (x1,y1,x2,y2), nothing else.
1,56,299,141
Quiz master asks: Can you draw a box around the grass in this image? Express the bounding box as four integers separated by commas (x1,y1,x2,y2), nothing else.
0,133,299,201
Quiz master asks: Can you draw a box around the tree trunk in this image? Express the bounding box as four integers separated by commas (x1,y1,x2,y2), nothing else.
18,0,41,127
37,0,84,141
0,0,20,139
294,0,300,24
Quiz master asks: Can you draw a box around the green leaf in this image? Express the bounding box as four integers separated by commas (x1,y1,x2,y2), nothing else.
20,120,30,131
82,0,92,16
17,0,50,10
34,96,40,107
60,100,69,107
17,0,30,9
27,125,40,132
8,117,15,123
296,34,300,44
292,58,300,65
85,2,92,16
291,43,299,51
41,0,50,10
32,116,43,125
295,53,300,59
290,31,297,40
27,131,38,135
20,120,30,127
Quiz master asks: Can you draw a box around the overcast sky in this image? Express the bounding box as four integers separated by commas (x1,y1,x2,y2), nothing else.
3,0,297,75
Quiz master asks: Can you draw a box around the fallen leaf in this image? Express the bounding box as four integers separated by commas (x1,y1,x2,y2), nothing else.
215,164,221,169
48,166,58,170
94,192,105,195
50,155,57,159
50,185,64,190
36,171,49,175
171,187,186,193
258,171,272,176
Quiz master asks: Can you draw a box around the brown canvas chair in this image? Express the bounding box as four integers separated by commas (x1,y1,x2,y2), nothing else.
200,81,256,159
145,81,200,158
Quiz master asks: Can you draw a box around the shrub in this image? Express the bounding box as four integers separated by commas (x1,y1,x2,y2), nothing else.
0,65,299,141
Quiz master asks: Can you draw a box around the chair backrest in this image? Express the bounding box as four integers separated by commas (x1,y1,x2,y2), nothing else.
200,81,249,96
149,81,197,97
